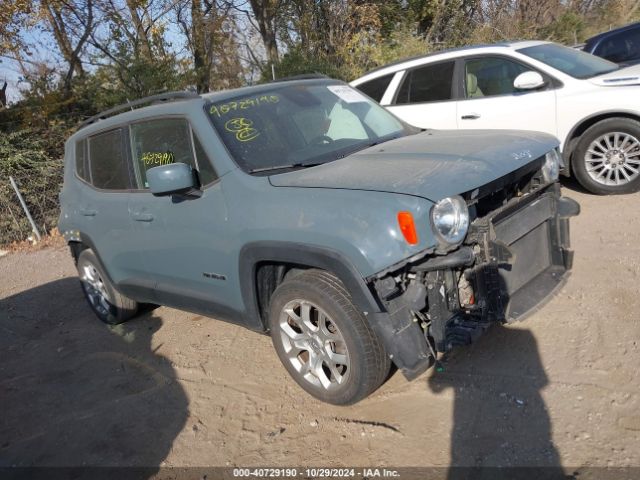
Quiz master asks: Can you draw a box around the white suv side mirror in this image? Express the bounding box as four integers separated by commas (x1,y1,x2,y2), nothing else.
513,71,546,90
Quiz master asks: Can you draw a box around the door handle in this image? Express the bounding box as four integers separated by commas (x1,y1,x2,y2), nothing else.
80,209,97,217
131,211,154,222
461,113,481,120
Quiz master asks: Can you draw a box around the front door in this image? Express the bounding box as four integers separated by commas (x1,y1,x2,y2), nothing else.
456,56,558,136
125,117,236,320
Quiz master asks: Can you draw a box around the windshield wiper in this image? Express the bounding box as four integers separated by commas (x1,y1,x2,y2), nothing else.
338,135,403,159
248,162,322,174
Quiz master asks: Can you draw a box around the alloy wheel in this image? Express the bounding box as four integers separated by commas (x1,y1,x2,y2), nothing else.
278,299,350,391
584,131,640,186
80,262,111,317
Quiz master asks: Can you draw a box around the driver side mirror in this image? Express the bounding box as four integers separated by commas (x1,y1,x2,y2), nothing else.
513,71,546,90
147,163,197,196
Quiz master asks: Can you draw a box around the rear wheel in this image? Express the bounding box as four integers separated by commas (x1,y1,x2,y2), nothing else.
77,248,138,324
269,270,390,405
572,118,640,194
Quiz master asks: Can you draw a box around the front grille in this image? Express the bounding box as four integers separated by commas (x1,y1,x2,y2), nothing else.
465,155,546,218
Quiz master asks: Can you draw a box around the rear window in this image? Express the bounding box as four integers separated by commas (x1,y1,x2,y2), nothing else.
355,73,395,102
395,61,455,104
88,129,130,190
75,139,89,182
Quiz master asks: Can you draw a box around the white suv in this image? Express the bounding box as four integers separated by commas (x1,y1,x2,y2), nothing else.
351,41,640,194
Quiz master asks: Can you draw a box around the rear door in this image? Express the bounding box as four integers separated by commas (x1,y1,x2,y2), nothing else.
456,55,558,136
81,128,134,286
385,60,459,129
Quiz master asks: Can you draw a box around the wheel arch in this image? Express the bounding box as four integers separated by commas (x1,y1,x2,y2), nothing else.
239,242,384,331
66,233,116,285
563,110,640,174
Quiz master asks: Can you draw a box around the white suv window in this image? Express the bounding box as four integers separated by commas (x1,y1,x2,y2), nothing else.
355,73,395,102
464,57,530,98
395,61,455,104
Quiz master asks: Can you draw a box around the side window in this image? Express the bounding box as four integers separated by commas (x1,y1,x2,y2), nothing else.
88,129,130,190
75,138,89,182
596,30,640,63
193,134,218,185
355,73,395,103
395,61,455,104
129,118,197,189
464,57,530,98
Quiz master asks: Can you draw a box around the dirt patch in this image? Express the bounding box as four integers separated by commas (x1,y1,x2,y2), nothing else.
1,186,639,470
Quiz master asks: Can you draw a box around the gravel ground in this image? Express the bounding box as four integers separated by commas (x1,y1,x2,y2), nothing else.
1,184,639,475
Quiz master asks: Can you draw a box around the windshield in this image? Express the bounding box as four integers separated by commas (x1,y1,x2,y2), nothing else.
518,43,620,79
205,82,415,174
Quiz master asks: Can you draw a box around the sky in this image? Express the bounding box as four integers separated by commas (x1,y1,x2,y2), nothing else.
0,5,264,106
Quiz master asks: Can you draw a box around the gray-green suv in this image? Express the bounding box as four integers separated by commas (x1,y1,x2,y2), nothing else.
59,78,579,404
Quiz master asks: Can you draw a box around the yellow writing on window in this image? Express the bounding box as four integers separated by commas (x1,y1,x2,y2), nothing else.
141,151,175,166
224,117,260,142
210,95,279,117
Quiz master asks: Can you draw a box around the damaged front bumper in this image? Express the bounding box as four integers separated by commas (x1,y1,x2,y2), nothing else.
368,183,580,380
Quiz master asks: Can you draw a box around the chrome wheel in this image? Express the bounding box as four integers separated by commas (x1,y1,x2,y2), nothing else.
585,132,640,186
279,299,350,391
80,262,111,317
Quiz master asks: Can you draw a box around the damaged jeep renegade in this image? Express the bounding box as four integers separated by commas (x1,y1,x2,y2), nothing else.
59,78,579,404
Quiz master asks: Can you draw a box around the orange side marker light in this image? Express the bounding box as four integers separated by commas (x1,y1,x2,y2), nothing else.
397,211,419,245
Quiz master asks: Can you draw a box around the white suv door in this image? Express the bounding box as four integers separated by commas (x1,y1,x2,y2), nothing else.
385,60,459,130
456,56,558,136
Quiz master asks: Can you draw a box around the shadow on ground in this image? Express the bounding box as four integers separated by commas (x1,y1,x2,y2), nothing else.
0,278,188,473
428,325,569,479
559,175,591,195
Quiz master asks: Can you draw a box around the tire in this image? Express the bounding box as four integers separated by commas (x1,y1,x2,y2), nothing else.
269,269,390,405
76,248,138,324
572,117,640,195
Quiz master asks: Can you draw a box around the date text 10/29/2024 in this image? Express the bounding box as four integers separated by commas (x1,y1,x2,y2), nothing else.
232,468,400,478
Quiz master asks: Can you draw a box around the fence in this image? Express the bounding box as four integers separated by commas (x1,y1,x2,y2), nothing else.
0,161,64,247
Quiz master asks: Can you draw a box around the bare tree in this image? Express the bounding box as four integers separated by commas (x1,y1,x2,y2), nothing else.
246,0,280,65
41,0,94,93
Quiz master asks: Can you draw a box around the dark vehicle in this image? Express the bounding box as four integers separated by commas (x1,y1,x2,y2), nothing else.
584,22,640,65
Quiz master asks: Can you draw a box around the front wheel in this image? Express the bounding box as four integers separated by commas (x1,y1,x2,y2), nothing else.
572,118,640,194
269,270,390,405
77,248,138,324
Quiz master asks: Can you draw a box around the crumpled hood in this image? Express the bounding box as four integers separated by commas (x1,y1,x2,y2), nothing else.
590,63,640,86
269,130,558,202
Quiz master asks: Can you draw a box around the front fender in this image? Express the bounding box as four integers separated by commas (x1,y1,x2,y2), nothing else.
239,241,385,326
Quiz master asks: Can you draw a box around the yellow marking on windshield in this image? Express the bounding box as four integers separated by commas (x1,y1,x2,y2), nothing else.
210,95,279,117
224,118,260,142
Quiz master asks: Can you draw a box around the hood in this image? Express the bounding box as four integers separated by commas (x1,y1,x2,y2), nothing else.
590,63,640,86
269,130,557,202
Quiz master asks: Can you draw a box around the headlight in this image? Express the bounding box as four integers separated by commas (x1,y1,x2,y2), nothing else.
431,196,469,246
542,148,561,182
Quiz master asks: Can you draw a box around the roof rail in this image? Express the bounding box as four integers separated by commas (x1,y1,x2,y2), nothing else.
357,43,509,78
78,91,200,131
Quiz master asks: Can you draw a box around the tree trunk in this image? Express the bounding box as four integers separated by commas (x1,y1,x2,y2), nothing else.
42,0,92,94
191,0,210,92
248,0,279,65
125,0,154,60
